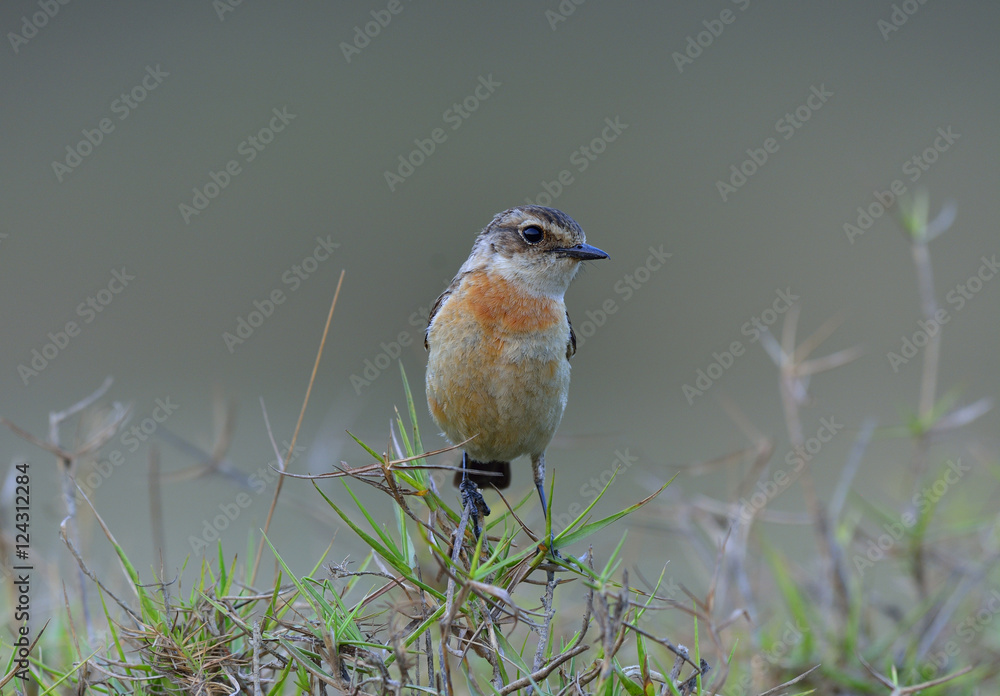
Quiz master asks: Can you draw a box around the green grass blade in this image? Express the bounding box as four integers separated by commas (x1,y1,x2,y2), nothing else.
556,478,673,548
346,429,384,462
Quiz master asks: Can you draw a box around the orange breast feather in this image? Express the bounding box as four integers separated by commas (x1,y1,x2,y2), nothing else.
462,272,563,334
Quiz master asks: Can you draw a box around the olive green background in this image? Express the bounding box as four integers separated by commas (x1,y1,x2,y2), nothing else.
1,1,997,595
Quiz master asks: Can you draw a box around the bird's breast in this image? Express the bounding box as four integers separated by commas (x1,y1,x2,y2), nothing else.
462,271,565,334
425,270,571,460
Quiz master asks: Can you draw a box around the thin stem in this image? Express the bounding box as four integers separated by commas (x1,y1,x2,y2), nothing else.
251,270,344,587
911,241,940,422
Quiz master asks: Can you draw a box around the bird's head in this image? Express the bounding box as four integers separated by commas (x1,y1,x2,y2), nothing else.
465,205,609,298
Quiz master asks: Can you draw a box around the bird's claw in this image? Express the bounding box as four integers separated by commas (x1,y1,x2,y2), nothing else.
459,477,490,540
540,532,563,561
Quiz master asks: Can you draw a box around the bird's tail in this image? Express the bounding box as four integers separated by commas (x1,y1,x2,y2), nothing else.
454,459,511,489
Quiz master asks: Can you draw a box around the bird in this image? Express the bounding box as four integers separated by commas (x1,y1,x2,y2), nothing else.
424,205,608,543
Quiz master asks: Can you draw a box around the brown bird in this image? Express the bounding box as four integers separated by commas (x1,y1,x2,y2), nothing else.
424,205,608,538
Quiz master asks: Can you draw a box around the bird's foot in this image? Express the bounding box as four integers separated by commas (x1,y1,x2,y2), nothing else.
541,531,563,561
459,477,490,541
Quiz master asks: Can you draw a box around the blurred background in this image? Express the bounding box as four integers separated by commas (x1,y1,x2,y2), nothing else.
1,1,997,607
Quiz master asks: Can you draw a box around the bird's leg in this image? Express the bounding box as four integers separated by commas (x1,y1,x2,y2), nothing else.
459,452,489,541
531,452,559,556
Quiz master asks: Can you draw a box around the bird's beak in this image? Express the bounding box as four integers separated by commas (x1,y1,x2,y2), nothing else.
554,243,609,260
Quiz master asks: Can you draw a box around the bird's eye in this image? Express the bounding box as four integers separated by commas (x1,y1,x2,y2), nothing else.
521,226,544,244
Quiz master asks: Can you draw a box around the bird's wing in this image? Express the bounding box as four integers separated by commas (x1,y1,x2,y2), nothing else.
424,272,467,350
566,310,577,360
